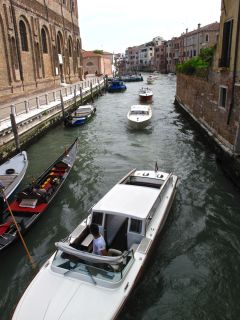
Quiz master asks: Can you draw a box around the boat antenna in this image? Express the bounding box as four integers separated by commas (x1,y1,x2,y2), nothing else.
0,184,37,270
155,162,159,172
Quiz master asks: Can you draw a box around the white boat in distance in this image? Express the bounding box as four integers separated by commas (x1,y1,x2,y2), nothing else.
0,151,28,199
147,75,154,84
127,105,152,129
139,87,153,102
12,168,178,320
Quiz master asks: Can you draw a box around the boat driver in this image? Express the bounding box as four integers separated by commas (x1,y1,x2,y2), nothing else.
89,223,108,256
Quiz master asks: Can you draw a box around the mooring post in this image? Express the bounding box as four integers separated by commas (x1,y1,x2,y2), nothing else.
80,87,83,105
60,91,65,118
104,76,108,92
74,86,77,108
10,112,20,152
90,82,94,102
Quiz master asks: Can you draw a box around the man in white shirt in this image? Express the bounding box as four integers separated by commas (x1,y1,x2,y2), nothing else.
89,224,108,256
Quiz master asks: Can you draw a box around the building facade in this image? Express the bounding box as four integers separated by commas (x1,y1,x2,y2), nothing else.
0,0,83,101
176,0,240,156
82,50,113,77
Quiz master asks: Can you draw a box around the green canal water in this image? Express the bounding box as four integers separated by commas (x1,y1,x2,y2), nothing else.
1,74,240,320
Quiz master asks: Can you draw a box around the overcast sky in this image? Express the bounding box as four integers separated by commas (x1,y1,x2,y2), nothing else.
77,0,221,54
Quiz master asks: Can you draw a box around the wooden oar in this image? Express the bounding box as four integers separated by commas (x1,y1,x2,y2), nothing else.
0,187,37,269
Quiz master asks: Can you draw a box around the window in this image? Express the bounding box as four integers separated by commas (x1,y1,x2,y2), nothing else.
205,34,209,42
57,33,62,54
220,20,233,67
19,20,28,51
129,219,142,234
41,28,48,53
219,86,227,108
68,37,72,57
86,61,93,66
92,212,103,225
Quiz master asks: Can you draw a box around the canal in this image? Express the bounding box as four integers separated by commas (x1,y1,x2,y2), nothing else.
1,74,240,320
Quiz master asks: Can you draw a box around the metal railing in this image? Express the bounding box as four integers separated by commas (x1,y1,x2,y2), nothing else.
0,76,104,125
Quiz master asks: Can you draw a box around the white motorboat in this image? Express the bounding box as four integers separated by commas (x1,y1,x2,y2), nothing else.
0,151,28,199
127,105,152,129
12,168,178,320
64,105,96,126
139,87,153,102
147,75,154,84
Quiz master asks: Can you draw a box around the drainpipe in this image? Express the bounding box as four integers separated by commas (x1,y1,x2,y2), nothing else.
227,1,240,124
9,0,24,83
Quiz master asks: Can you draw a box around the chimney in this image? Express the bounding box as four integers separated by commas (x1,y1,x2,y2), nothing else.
198,23,201,29
186,28,188,33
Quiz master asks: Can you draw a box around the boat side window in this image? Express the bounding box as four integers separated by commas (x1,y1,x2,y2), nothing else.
92,211,103,225
129,218,142,234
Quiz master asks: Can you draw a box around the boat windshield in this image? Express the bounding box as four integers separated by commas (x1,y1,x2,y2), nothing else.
52,247,134,283
130,111,148,115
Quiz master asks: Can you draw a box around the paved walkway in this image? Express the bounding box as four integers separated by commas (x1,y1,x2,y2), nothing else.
0,77,104,132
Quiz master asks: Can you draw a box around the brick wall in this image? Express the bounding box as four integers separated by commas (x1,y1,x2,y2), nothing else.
176,73,240,152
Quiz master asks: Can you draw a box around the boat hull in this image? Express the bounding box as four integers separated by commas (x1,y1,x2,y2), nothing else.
128,118,150,129
139,94,153,102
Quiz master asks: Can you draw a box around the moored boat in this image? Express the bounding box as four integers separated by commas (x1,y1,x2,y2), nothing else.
12,168,178,320
139,87,153,102
64,105,96,127
0,151,28,200
108,79,127,93
0,139,78,252
127,104,152,129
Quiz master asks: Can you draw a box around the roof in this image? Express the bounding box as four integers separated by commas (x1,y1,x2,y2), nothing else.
130,105,149,112
185,22,219,36
92,184,160,219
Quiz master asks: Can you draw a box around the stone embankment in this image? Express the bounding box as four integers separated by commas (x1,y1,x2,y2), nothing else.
0,76,106,162
175,73,240,188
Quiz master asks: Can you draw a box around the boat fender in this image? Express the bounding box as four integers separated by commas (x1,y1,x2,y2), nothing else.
6,168,15,174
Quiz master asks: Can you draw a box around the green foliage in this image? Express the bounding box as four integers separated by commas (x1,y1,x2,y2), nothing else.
93,50,103,55
199,47,215,65
176,46,215,77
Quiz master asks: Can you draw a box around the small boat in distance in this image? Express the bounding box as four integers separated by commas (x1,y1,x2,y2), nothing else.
139,87,153,102
64,105,96,127
108,79,127,93
127,105,152,129
0,151,28,199
120,74,143,82
147,75,154,84
0,139,78,252
12,168,178,320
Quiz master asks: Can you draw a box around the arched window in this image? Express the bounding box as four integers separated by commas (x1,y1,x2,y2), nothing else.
19,20,28,51
86,61,94,66
41,28,48,53
68,37,72,57
57,33,62,54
